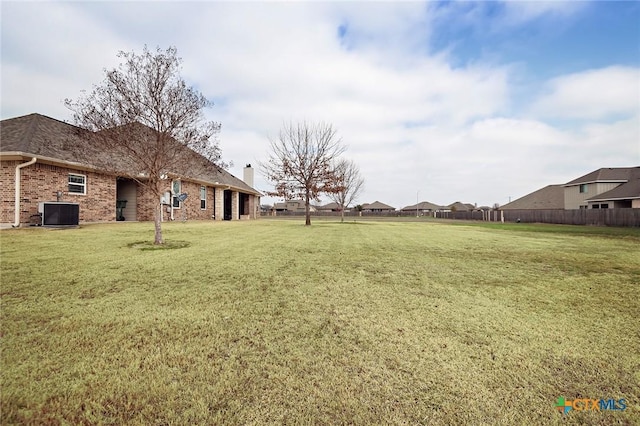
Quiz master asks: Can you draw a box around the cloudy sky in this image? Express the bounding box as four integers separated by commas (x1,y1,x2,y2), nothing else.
2,1,639,208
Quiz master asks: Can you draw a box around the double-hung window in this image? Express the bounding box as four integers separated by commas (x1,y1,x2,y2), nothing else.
579,184,588,194
172,180,181,208
200,186,206,210
68,174,86,194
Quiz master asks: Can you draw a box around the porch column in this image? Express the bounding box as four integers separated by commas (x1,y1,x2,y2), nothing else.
231,191,239,220
248,195,255,219
251,195,260,219
214,187,224,221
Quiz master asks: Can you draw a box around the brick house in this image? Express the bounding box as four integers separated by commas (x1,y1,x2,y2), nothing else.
1,113,261,226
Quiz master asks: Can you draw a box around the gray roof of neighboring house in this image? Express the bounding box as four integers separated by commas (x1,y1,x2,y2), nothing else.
1,113,260,195
273,200,312,211
500,185,565,210
318,202,341,210
401,201,444,211
586,169,640,201
447,201,475,211
564,167,639,186
362,201,395,210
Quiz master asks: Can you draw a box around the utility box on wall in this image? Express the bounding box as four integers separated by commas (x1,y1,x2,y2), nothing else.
38,202,80,226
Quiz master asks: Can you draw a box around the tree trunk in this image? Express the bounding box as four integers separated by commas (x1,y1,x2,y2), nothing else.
305,192,311,226
154,202,164,244
341,206,345,223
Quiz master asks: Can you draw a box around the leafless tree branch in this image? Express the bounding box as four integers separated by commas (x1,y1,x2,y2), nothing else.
260,121,345,225
65,45,224,244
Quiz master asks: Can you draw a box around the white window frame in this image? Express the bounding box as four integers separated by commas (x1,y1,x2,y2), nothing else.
68,173,86,195
200,186,206,210
172,180,182,208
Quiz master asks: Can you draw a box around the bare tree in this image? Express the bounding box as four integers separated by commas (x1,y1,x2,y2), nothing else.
327,158,365,222
261,121,345,226
65,46,222,244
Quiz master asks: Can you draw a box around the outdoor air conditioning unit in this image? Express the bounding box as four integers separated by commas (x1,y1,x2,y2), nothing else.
38,202,80,226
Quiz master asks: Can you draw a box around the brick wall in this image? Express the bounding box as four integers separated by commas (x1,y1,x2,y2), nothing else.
2,160,261,224
137,181,219,222
168,181,215,221
1,160,116,225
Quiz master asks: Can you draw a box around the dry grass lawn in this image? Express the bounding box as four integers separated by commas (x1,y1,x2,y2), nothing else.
1,219,638,425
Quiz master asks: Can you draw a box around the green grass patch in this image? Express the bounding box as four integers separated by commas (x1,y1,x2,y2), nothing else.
1,220,639,424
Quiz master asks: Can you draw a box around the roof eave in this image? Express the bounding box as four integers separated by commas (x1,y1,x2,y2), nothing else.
1,151,262,195
563,180,628,187
0,151,102,173
587,196,640,202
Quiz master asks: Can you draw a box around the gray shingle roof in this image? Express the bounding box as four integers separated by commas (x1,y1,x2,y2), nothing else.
447,201,475,211
318,202,341,210
362,201,395,210
1,113,259,195
586,169,640,201
500,185,565,210
0,113,99,163
564,167,638,186
401,201,444,211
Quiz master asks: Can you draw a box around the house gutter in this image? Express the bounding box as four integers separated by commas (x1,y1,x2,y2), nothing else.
13,157,37,227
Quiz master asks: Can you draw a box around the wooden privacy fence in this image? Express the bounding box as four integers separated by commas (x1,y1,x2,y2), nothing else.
442,209,640,227
262,209,640,226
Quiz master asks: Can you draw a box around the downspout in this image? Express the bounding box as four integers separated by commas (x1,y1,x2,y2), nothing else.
13,157,37,227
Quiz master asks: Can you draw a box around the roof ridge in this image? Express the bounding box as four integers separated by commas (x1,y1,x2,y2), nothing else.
0,113,40,152
21,114,44,153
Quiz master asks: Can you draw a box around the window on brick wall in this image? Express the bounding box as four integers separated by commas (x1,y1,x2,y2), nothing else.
68,174,86,194
172,180,181,208
200,186,206,210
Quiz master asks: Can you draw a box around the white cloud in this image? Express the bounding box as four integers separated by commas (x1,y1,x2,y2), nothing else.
502,1,586,25
1,2,128,119
1,1,638,209
531,66,640,120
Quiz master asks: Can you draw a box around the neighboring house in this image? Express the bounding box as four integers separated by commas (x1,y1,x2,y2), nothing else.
272,200,315,213
400,201,444,213
361,201,395,212
447,202,475,212
500,185,565,210
0,113,261,226
500,167,640,211
317,202,343,212
564,167,640,209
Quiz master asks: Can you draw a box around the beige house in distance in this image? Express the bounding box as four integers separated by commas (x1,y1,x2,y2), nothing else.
501,167,640,211
272,200,316,213
563,167,640,209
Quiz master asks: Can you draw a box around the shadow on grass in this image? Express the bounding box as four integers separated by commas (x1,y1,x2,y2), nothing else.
127,240,191,250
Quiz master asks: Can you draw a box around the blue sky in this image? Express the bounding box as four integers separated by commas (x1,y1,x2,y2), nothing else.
430,2,639,73
2,1,639,208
